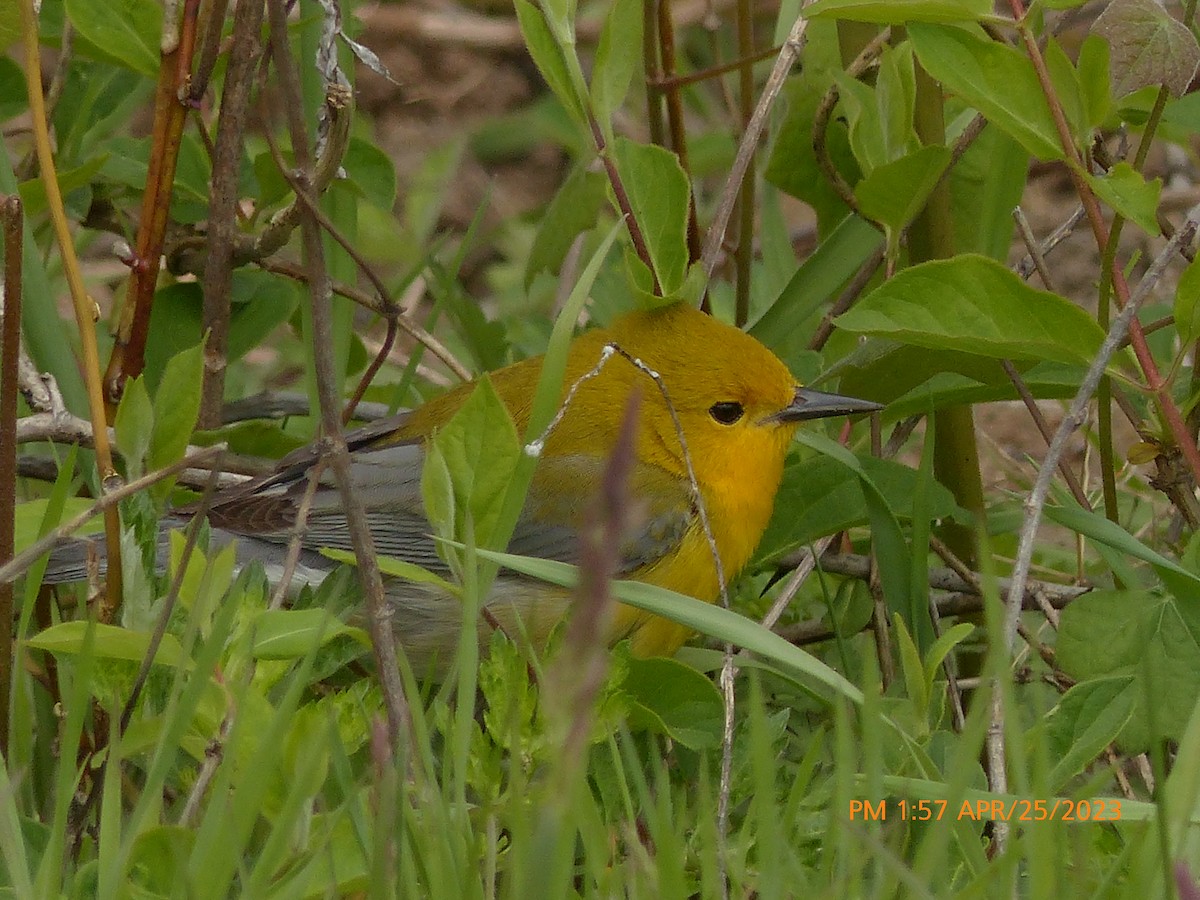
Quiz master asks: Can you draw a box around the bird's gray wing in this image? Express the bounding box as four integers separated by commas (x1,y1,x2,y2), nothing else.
204,440,695,577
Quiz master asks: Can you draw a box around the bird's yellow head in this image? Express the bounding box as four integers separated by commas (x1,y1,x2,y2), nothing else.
549,304,872,494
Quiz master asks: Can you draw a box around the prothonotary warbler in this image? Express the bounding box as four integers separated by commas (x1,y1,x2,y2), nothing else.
50,303,881,675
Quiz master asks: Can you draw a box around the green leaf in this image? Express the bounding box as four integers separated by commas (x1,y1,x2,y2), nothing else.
1041,679,1136,790
854,145,951,237
804,0,991,24
750,213,883,348
1175,255,1200,345
146,342,204,499
795,430,917,640
526,165,608,289
755,453,957,564
835,254,1109,365
837,344,1082,414
430,378,522,552
1084,162,1162,236
474,548,868,707
612,138,691,298
922,622,975,692
100,134,210,208
1076,35,1114,129
764,57,858,231
0,57,28,122
1058,590,1200,752
623,654,723,749
113,375,153,480
250,609,360,659
144,275,299,389
515,0,584,122
18,154,108,216
909,23,1064,161
589,0,642,131
64,0,162,77
27,622,187,668
341,137,398,210
837,44,918,173
1092,0,1200,98
892,616,929,725
947,121,1027,260
321,547,460,596
1044,503,1200,598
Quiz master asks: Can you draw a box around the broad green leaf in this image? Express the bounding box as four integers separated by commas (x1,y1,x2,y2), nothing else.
1058,590,1200,751
113,375,153,480
144,277,299,390
146,343,204,499
835,254,1108,365
793,431,915,637
909,23,1064,161
1044,37,1091,149
1092,0,1200,98
99,134,210,208
18,154,108,216
623,654,723,749
854,145,951,241
756,453,957,564
804,0,991,24
1084,162,1162,237
1076,35,1114,128
590,0,642,130
515,0,584,122
837,44,918,173
611,138,691,298
750,213,883,348
526,165,608,288
1176,255,1200,345
1041,678,1136,790
0,57,28,122
430,377,522,552
250,609,361,659
27,622,186,667
64,0,161,76
339,137,398,211
836,341,1083,414
947,118,1027,260
764,59,858,232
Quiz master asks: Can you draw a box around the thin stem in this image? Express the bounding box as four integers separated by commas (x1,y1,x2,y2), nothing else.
17,0,124,618
0,195,21,756
264,0,412,754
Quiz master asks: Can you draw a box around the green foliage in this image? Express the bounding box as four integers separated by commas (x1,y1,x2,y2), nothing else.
11,0,1200,894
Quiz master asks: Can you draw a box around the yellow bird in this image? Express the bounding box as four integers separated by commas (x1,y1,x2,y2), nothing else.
52,303,880,676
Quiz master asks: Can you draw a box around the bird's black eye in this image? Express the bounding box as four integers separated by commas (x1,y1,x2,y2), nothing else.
709,401,744,425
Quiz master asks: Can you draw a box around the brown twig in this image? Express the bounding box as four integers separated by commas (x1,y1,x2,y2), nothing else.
256,258,472,380
0,195,22,755
655,0,702,265
199,0,265,428
0,444,226,588
264,0,412,753
103,0,201,407
702,4,820,280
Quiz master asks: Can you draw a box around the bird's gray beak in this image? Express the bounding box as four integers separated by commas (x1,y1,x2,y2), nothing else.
770,386,883,423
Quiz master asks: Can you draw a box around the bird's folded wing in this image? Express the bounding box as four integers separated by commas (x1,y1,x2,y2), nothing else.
206,441,695,578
